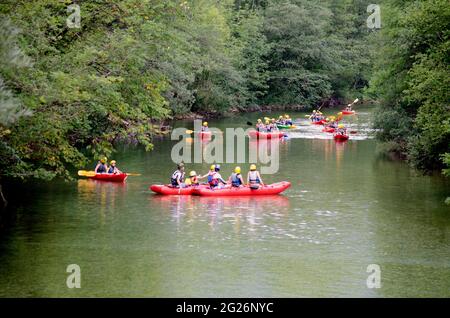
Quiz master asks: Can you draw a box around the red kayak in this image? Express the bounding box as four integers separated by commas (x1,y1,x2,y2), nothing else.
322,127,335,133
341,110,356,115
150,184,208,195
192,181,291,197
248,130,285,139
88,173,128,182
312,120,326,125
334,134,349,141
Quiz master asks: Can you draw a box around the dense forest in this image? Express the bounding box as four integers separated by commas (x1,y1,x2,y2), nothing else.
0,0,449,189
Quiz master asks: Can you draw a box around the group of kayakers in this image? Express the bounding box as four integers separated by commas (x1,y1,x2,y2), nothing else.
94,157,122,174
170,163,264,189
255,114,293,132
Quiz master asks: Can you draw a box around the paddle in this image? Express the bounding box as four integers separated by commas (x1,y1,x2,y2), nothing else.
78,170,141,177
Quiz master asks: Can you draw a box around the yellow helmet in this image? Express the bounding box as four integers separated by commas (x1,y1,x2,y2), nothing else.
279,115,283,119
338,124,344,129
203,122,208,126
234,166,241,174
257,119,262,123
271,118,275,122
100,156,107,163
284,114,289,118
250,164,257,171
265,120,270,124
210,164,215,171
190,171,197,177
110,160,116,165
312,110,316,113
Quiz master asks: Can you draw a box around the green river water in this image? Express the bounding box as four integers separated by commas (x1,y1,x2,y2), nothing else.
0,107,449,297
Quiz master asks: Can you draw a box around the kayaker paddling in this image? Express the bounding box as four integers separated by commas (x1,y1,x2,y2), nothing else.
94,156,108,174
107,160,122,174
336,124,347,136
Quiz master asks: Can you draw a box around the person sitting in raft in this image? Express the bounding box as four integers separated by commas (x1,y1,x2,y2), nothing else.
170,163,186,188
94,157,108,174
208,164,227,189
201,121,209,132
326,119,338,129
309,110,318,122
336,124,347,135
107,160,122,174
264,119,271,132
270,118,279,131
228,166,245,188
256,119,264,132
345,104,353,111
247,164,264,189
185,171,199,186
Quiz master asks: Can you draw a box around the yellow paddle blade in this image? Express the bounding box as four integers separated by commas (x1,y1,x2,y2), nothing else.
78,170,96,177
126,173,141,176
185,130,193,134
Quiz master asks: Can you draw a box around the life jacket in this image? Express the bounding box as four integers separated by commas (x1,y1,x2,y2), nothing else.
207,171,215,183
248,171,260,184
171,170,184,187
201,127,209,132
96,162,107,173
231,173,242,187
107,166,116,174
208,172,219,187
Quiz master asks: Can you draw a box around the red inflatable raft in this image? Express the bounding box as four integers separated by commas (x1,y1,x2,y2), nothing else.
150,184,207,195
248,130,285,139
322,127,335,133
192,181,291,197
334,134,349,141
341,110,356,115
198,131,212,140
312,120,326,125
88,173,128,182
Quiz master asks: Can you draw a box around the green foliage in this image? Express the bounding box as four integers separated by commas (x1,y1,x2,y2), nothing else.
370,0,450,173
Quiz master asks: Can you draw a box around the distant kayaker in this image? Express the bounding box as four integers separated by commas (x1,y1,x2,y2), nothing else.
276,115,285,125
185,171,199,186
228,167,245,188
247,164,264,189
285,114,293,126
345,104,353,111
336,124,347,135
94,157,108,174
208,164,227,189
170,163,185,188
107,160,122,174
201,121,209,132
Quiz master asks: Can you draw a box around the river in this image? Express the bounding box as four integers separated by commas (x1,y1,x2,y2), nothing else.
0,106,449,297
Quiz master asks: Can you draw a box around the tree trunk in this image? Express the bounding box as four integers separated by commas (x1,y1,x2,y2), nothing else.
0,184,7,207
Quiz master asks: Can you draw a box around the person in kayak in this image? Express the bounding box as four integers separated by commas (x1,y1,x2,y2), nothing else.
285,114,293,126
247,164,264,189
170,163,186,188
185,171,199,186
208,164,227,189
336,124,347,135
94,157,108,174
228,166,245,188
201,122,209,132
107,160,122,174
276,115,285,125
345,104,353,111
